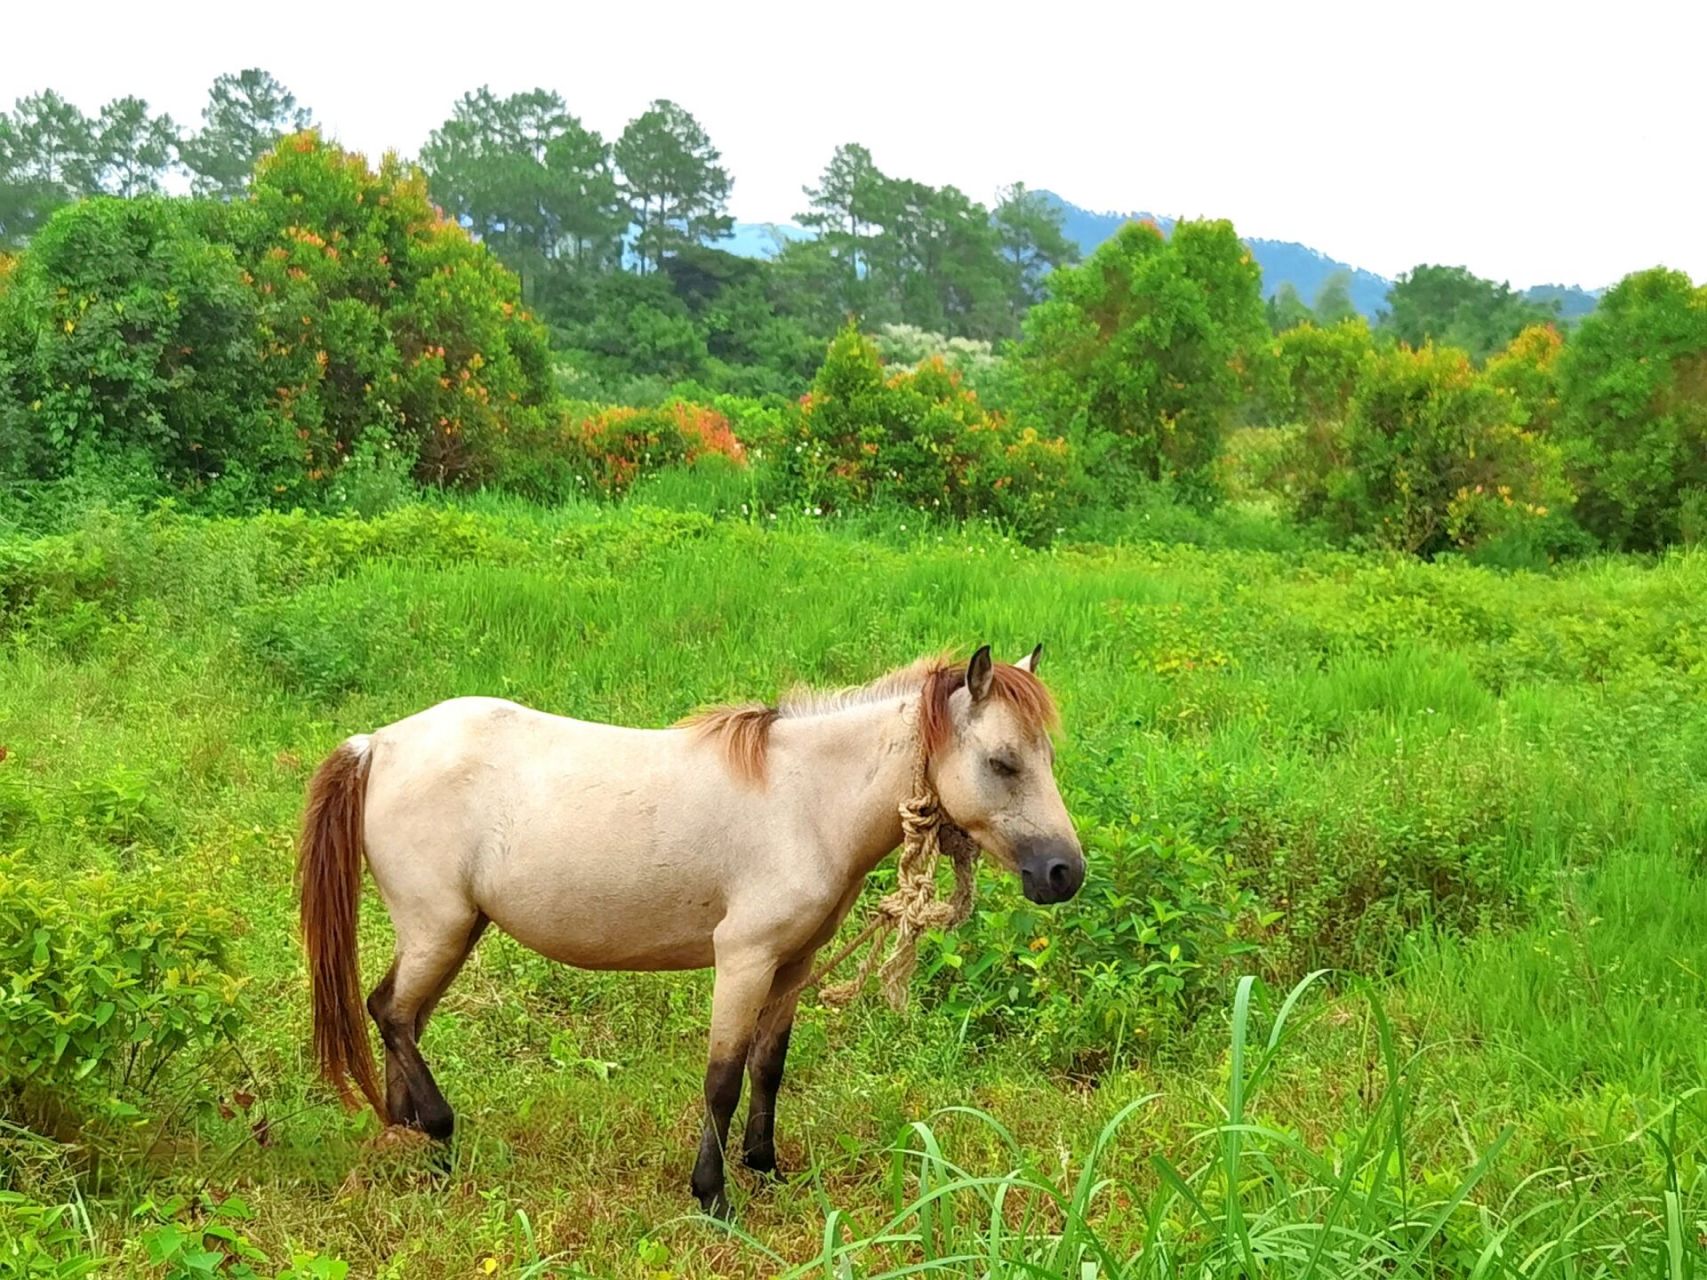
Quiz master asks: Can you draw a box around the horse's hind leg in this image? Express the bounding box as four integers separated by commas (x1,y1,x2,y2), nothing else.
367,908,486,1141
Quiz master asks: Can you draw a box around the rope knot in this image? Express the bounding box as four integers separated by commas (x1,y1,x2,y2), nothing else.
815,712,981,1011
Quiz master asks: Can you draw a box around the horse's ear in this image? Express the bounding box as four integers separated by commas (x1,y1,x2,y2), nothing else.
967,645,995,703
1015,643,1042,674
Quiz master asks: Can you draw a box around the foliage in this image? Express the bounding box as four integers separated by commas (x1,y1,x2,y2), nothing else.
1014,219,1269,501
0,857,246,1136
1485,322,1564,435
1554,266,1707,550
560,400,745,498
133,1197,346,1280
177,70,310,201
615,100,733,274
0,197,269,494
1379,263,1560,362
1270,317,1378,428
1284,342,1575,557
236,130,555,495
771,325,1072,540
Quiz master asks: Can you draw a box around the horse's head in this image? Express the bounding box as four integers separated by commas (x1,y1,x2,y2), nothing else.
925,645,1085,905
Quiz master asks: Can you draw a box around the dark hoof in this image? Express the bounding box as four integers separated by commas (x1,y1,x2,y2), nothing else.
695,1185,730,1218
418,1103,455,1142
742,1147,781,1179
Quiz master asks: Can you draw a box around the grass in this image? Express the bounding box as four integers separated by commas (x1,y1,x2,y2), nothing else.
1,495,1704,1276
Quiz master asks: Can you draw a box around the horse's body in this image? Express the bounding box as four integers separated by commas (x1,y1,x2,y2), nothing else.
298,648,1082,1215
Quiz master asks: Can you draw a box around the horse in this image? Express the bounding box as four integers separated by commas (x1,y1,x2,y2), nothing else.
296,644,1084,1215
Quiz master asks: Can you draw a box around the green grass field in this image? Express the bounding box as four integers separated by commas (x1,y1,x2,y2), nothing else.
3,494,1704,1277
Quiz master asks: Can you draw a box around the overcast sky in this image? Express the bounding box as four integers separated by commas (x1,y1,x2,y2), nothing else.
8,0,1702,288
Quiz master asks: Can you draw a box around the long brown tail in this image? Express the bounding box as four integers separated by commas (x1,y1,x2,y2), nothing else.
297,738,388,1122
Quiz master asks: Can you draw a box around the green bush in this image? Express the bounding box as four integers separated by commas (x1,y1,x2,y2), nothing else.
769,325,1073,542
1555,267,1707,550
1012,219,1269,503
0,198,271,496
0,858,246,1137
1284,343,1576,558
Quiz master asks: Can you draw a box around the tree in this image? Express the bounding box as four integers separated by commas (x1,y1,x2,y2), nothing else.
179,69,311,199
993,182,1079,319
94,97,179,196
615,100,732,273
799,143,882,288
1266,282,1315,333
1015,219,1269,500
1554,267,1707,549
0,91,98,246
1311,270,1357,324
421,87,625,285
1379,263,1557,362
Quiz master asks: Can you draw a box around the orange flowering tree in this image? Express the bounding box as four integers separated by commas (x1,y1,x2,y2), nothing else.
236,131,555,497
774,324,1072,540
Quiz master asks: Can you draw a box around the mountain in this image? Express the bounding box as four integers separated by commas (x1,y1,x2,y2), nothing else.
1522,283,1602,322
724,194,1602,324
1038,192,1393,318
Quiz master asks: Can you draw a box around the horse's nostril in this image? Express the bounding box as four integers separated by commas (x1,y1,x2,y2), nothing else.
1047,859,1072,890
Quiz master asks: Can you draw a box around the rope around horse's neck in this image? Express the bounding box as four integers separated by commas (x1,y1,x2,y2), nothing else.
808,702,980,1011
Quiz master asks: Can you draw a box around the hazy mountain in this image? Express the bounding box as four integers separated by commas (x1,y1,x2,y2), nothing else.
1039,193,1393,318
724,193,1601,322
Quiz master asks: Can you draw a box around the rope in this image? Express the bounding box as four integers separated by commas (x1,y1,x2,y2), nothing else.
809,704,980,1012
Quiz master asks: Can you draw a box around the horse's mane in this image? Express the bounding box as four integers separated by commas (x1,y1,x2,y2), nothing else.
681,655,1058,785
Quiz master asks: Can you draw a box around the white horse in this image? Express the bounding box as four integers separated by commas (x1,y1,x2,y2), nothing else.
297,645,1083,1214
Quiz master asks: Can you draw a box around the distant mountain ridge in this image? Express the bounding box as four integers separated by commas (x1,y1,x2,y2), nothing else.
725,193,1601,322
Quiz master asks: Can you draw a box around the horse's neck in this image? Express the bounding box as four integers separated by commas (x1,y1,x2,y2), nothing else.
769,697,919,880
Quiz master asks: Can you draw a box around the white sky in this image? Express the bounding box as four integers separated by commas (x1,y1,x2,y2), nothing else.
7,0,1702,288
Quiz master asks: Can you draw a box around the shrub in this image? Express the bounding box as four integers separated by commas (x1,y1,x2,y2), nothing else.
1485,323,1564,436
1554,267,1707,549
1285,343,1575,557
0,198,271,495
563,400,744,497
1013,219,1269,503
1271,318,1378,429
0,857,246,1137
771,325,1072,541
235,131,556,497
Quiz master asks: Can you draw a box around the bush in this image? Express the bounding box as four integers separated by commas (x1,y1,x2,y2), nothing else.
1271,318,1378,429
770,325,1073,541
0,135,557,510
495,399,745,500
1285,343,1575,558
235,131,556,497
0,198,271,495
1013,219,1269,503
0,857,246,1137
1484,322,1564,436
1555,267,1707,550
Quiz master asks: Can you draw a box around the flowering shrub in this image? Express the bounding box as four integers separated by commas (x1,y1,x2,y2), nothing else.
564,400,744,496
772,325,1072,540
0,133,554,507
1285,343,1575,557
238,131,555,497
1485,323,1564,435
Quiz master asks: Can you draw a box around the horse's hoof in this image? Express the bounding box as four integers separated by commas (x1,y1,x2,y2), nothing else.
742,1149,781,1179
695,1185,730,1219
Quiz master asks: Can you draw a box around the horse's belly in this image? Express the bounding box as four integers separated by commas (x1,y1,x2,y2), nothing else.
477,849,726,973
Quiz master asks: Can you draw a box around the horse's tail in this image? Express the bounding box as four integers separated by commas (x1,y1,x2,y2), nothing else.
297,735,388,1122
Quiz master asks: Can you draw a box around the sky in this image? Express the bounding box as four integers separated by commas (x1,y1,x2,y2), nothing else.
7,0,1703,289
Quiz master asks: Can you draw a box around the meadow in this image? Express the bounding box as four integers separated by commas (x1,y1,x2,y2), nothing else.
3,488,1704,1277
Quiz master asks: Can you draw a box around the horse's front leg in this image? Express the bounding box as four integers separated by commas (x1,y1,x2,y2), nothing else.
692,949,777,1216
742,958,808,1178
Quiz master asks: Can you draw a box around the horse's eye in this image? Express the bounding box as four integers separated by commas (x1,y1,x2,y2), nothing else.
987,756,1019,778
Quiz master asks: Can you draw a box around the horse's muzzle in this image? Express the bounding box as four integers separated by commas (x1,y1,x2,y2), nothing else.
1018,839,1085,905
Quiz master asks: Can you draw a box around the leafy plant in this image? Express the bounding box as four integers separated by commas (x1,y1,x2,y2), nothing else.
0,858,246,1137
